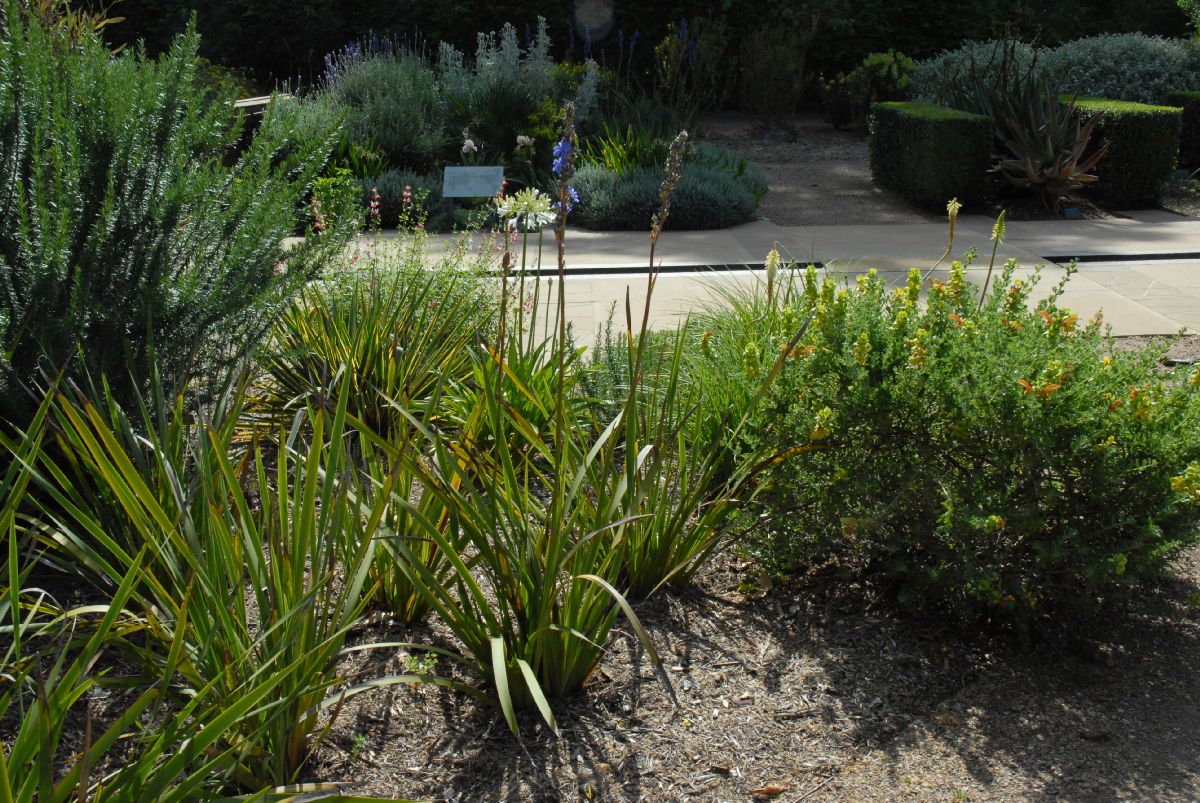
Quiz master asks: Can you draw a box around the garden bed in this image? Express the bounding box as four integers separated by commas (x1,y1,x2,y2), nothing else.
309,548,1200,800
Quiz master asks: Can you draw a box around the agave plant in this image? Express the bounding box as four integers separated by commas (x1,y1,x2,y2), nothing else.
989,77,1109,211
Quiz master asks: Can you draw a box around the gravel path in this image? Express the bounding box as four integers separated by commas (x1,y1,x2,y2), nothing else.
696,112,939,227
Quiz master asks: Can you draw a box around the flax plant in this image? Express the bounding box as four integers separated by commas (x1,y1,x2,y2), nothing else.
356,105,668,733
19,378,415,790
0,403,364,801
600,138,812,598
253,249,496,438
359,110,809,732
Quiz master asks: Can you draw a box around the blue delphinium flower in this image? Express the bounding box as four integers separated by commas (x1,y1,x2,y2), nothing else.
552,139,573,175
553,185,580,213
679,18,688,43
630,30,639,56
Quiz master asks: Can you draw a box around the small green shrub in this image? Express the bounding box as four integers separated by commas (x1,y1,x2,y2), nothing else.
691,255,1200,628
436,19,599,163
572,162,759,230
868,102,993,207
580,123,672,175
309,167,364,233
1074,98,1183,207
31,381,415,790
818,50,916,130
690,142,769,202
1165,90,1200,167
254,244,497,439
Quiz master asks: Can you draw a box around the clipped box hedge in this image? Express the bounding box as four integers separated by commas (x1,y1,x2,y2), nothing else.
868,101,992,208
1164,90,1200,168
1073,98,1182,208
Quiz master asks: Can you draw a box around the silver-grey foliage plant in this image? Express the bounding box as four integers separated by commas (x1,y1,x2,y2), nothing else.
912,34,1200,107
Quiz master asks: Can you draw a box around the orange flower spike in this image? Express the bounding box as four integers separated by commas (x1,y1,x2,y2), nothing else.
1017,379,1034,394
1039,310,1053,326
948,313,964,327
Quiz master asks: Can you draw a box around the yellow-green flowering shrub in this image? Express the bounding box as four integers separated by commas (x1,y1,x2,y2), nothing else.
691,257,1200,627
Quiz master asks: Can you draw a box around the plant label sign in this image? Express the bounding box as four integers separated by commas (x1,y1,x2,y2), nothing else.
442,166,504,198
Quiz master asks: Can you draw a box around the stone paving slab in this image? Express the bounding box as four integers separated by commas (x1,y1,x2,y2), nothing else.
406,214,1200,337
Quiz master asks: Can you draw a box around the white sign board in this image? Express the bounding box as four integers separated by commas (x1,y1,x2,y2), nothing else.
442,166,504,198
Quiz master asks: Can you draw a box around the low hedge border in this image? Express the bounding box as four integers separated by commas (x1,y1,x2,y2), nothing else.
1164,90,1200,169
1072,98,1182,208
868,101,992,208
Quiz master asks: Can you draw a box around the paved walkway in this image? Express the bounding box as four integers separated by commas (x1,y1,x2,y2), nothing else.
419,214,1200,340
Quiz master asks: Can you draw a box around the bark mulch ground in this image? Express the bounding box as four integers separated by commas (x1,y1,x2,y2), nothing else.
313,547,1200,802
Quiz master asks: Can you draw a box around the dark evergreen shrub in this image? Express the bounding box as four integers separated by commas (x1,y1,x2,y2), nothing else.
1074,98,1182,207
868,101,993,207
1164,90,1200,167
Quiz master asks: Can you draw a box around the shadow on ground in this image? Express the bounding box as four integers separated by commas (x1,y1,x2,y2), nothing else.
314,548,1200,801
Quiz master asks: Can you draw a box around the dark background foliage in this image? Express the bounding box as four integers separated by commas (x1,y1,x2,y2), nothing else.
91,0,1188,90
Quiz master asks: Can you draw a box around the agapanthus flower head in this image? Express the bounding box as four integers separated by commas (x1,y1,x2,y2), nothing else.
493,187,556,230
